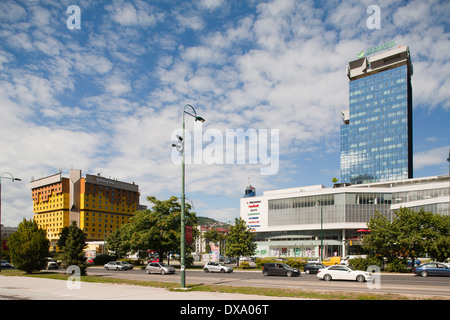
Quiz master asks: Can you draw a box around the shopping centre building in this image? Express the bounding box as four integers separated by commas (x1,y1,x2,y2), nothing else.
240,175,449,259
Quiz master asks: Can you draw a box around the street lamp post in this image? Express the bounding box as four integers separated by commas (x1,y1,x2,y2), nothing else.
0,173,21,273
175,104,205,288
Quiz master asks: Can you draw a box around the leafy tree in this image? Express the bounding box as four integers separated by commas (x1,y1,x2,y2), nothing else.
108,196,197,263
60,221,87,275
107,226,131,259
225,217,257,267
364,208,450,265
8,218,49,273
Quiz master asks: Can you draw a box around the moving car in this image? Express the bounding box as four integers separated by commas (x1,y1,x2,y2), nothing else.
304,263,325,274
413,263,450,277
203,261,233,273
317,265,371,282
145,262,175,275
104,261,127,271
322,257,341,266
262,263,301,277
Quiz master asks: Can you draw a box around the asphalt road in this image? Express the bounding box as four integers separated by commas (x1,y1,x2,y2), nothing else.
86,266,450,299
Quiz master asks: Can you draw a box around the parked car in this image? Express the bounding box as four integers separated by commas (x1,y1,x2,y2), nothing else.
203,261,233,273
1,260,11,268
46,261,59,270
262,263,300,277
407,259,421,268
317,265,371,282
104,261,127,271
120,261,134,270
304,263,325,274
145,262,175,275
223,257,237,264
413,263,450,277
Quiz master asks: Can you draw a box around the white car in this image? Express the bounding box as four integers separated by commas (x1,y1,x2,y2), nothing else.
203,261,233,273
317,265,371,282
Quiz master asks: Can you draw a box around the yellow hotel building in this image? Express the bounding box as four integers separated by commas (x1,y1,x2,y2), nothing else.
31,169,140,247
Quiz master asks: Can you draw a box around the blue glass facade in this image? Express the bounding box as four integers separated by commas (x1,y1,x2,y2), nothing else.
341,62,413,184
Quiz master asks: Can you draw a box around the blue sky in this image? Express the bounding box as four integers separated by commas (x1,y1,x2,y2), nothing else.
0,0,449,227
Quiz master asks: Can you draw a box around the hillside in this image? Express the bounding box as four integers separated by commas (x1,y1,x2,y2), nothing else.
197,216,231,228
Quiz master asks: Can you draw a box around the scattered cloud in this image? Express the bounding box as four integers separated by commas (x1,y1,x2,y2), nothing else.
0,0,448,226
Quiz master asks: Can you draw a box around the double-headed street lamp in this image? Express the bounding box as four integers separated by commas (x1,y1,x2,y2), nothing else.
172,104,205,288
0,172,21,273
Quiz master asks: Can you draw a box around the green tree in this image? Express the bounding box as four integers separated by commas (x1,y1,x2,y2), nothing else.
60,221,87,275
225,217,257,267
364,208,450,265
107,226,131,259
8,218,49,273
108,196,197,263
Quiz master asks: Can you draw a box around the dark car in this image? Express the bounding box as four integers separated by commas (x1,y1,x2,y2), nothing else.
304,263,325,274
413,263,450,277
262,263,300,277
1,260,11,268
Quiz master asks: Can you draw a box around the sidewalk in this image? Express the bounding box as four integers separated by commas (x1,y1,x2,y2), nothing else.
0,275,304,300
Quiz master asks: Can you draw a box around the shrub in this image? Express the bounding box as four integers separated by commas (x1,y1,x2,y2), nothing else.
385,258,408,273
94,254,118,265
285,259,307,270
255,258,276,269
349,256,384,271
239,261,251,269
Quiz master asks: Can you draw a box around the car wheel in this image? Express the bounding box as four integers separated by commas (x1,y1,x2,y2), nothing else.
356,275,365,282
420,271,428,277
220,269,225,273
204,268,209,272
146,269,150,274
161,270,166,275
323,274,332,281
287,271,293,277
305,269,310,274
263,270,270,276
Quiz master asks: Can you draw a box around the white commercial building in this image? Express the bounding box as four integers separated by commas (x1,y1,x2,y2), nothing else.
240,175,449,259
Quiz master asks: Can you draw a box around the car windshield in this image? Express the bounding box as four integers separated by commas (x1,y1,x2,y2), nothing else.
159,263,169,267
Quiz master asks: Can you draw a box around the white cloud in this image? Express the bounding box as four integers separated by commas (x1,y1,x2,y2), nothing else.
414,145,450,170
108,0,165,27
198,0,224,10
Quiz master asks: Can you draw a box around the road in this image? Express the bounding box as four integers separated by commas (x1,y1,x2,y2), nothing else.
86,266,450,299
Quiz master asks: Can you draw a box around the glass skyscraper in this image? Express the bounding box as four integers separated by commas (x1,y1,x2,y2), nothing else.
341,45,413,184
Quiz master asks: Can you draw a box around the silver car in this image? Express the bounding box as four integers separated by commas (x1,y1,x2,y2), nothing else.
203,261,233,273
145,262,175,275
104,261,126,271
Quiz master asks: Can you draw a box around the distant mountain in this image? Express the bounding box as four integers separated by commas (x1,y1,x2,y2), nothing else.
197,216,231,228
